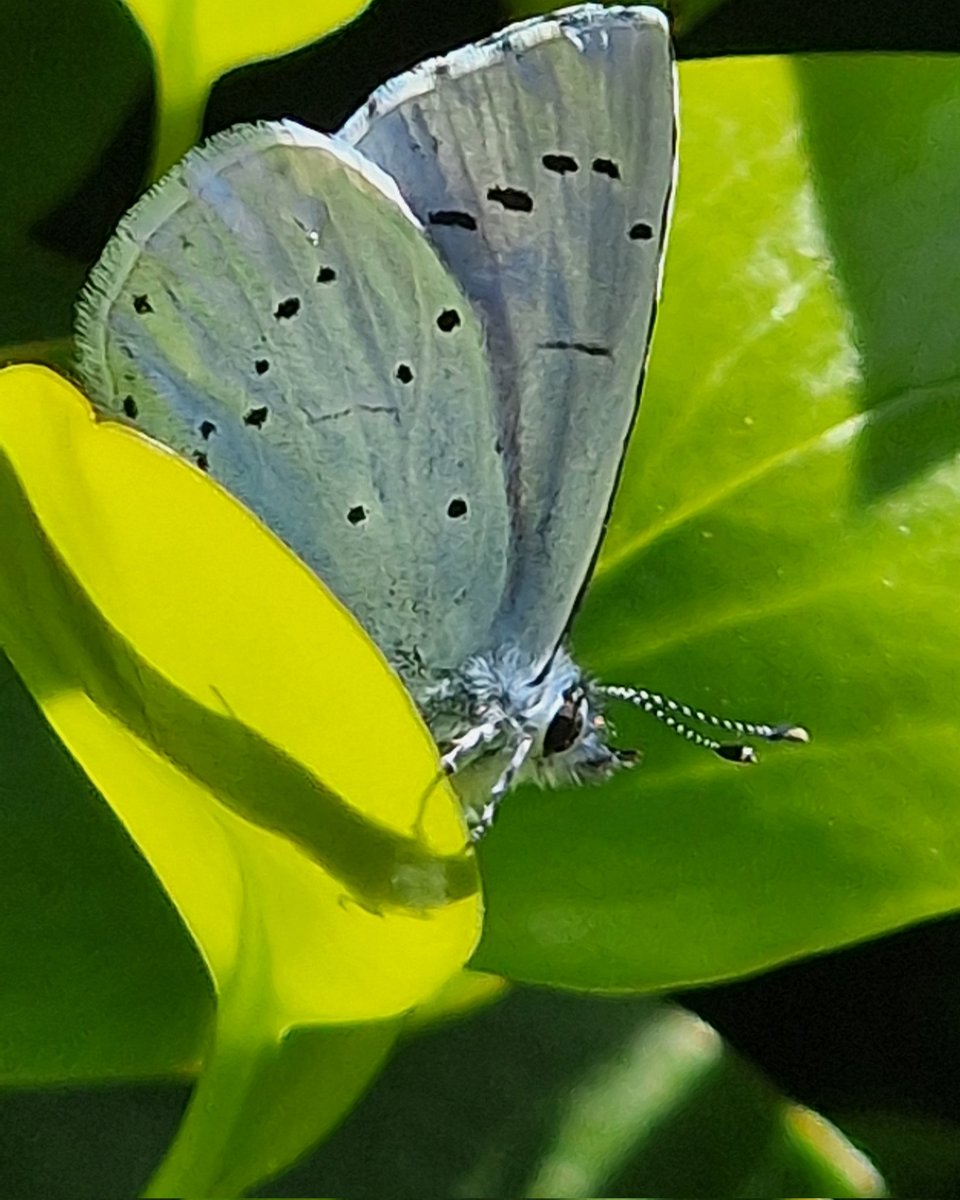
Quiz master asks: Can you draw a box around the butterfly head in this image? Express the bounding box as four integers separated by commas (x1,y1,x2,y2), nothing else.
417,643,808,842
418,645,632,838
523,669,635,788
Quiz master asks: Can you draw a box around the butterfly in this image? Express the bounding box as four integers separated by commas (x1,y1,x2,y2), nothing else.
75,4,806,840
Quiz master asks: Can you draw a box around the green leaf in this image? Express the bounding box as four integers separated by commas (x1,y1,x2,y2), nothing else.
404,970,507,1034
666,0,732,35
265,990,885,1198
0,0,151,350
0,653,211,1084
146,995,399,1196
797,54,960,499
0,366,481,1192
836,1108,960,1197
0,0,374,357
120,0,373,175
473,55,960,990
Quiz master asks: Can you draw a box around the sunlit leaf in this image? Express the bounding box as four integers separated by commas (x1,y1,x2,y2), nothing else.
0,365,480,1192
405,970,508,1034
473,55,960,989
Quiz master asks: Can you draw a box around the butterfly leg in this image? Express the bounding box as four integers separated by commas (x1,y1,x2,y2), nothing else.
469,730,536,842
441,717,502,776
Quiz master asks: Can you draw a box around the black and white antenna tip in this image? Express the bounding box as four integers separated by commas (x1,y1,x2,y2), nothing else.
715,744,758,764
770,724,810,744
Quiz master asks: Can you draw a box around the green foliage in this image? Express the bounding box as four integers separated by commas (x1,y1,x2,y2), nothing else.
264,990,883,1197
1,1,959,1195
475,54,960,991
0,658,212,1083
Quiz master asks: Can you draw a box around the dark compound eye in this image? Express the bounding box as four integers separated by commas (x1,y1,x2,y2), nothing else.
543,691,586,755
347,504,367,525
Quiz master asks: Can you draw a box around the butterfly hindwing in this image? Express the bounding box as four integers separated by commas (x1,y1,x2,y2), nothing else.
76,122,509,672
341,4,676,664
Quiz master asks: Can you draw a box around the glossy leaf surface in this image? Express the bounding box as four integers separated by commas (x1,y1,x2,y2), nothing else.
474,55,960,990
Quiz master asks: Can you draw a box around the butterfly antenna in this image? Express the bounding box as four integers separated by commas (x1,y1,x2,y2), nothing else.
597,684,809,763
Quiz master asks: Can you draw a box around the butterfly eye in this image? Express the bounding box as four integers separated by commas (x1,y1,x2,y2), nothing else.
543,688,586,756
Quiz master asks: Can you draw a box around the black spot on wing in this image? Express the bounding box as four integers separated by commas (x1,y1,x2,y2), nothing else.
396,363,413,384
133,294,153,314
629,222,654,241
447,497,467,519
254,359,269,375
540,340,612,358
122,395,138,418
244,406,268,428
347,504,367,525
486,186,533,213
437,309,461,332
317,266,337,283
542,154,578,175
428,210,477,231
194,451,209,471
274,297,301,319
199,420,216,439
592,158,621,180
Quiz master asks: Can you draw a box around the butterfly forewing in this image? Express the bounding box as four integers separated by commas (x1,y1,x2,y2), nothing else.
76,123,509,672
341,5,676,664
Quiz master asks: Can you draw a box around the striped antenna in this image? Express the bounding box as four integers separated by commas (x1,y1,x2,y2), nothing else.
596,684,809,763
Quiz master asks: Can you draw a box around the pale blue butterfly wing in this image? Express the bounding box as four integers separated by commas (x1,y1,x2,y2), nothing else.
75,6,690,834
75,123,509,672
341,4,676,666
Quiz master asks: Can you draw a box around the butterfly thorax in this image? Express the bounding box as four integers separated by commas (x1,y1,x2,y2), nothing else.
411,644,631,835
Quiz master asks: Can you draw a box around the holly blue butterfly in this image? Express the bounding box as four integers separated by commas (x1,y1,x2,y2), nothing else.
75,4,807,839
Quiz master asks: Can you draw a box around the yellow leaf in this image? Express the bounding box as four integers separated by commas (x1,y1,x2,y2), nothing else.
0,364,481,1025
0,362,481,1190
